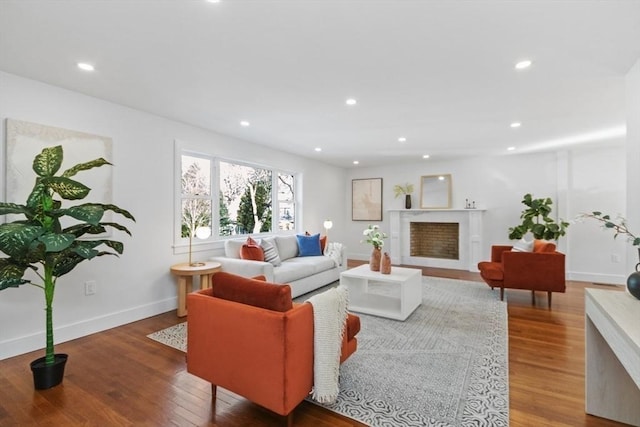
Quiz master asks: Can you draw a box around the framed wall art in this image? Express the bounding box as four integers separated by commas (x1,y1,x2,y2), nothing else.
420,174,452,209
5,118,114,233
352,178,383,221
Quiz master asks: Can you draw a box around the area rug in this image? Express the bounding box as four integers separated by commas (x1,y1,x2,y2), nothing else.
147,277,509,426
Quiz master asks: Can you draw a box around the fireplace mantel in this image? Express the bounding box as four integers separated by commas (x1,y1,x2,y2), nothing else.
388,209,485,272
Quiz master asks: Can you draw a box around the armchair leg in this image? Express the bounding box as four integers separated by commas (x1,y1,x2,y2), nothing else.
499,288,504,301
547,291,552,308
531,291,536,306
286,411,294,427
211,384,217,403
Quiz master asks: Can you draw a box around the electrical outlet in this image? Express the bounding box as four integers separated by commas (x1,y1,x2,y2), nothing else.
85,280,97,296
611,254,621,263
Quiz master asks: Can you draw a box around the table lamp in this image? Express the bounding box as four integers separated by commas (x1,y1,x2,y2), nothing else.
323,219,333,236
189,226,212,266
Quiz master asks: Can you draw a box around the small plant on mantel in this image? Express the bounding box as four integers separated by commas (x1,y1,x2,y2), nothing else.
0,145,135,389
393,183,414,198
393,183,414,209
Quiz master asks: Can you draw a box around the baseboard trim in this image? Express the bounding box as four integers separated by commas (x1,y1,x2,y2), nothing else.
568,271,626,285
0,297,177,360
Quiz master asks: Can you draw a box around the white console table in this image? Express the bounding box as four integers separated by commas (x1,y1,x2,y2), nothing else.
585,288,640,426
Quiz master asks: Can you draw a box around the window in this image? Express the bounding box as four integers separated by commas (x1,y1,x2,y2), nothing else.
177,150,298,245
180,154,213,239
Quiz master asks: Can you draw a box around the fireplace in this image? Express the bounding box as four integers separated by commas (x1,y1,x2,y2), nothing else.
410,222,459,260
388,209,485,271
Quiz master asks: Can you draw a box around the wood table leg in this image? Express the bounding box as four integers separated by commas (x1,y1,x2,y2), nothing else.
200,273,211,290
176,276,193,317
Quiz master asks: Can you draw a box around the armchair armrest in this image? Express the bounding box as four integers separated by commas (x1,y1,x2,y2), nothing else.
491,245,513,262
501,251,566,290
209,256,275,282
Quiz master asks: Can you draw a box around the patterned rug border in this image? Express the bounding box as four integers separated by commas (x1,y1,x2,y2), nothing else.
147,277,509,426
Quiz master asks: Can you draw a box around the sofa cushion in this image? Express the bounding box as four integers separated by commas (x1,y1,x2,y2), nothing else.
212,272,292,312
273,256,336,284
261,238,282,266
224,239,246,259
275,235,299,261
240,236,264,261
533,240,556,253
305,231,328,253
297,233,323,256
477,261,504,281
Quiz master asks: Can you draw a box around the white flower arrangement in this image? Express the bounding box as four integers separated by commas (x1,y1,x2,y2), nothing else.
362,224,388,249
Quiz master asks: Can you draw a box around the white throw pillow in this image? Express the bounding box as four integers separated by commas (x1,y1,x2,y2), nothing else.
511,238,534,252
261,239,282,267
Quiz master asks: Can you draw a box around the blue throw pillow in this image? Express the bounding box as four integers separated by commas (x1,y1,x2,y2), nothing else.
296,233,322,257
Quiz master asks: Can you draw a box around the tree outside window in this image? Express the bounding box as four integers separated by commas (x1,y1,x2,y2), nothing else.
179,153,298,241
181,155,212,239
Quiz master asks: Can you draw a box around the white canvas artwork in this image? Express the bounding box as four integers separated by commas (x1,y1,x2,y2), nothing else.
5,119,113,230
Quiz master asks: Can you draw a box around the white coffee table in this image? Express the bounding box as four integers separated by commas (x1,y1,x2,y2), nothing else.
340,264,422,321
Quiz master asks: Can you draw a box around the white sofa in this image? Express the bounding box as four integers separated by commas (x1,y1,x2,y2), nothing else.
209,235,347,298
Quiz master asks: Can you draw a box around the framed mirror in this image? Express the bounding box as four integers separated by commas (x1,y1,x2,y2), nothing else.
420,174,452,209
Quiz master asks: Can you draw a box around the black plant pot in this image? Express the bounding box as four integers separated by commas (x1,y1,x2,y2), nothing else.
627,272,640,300
30,353,68,390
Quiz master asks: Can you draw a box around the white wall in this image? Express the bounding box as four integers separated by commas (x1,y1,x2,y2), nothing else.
343,147,628,284
0,71,346,359
626,59,640,273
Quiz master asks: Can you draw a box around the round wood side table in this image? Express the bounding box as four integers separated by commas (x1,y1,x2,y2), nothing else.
170,261,222,317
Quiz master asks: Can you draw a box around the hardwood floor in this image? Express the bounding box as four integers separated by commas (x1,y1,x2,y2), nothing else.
0,262,629,426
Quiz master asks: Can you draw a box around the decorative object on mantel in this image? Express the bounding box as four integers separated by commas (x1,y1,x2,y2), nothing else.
508,193,570,241
464,198,476,209
0,145,135,389
380,252,392,274
420,174,452,209
579,211,640,299
393,183,414,209
362,224,387,271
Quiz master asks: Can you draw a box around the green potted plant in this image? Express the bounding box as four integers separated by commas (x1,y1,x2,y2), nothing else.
393,183,414,209
0,145,135,389
508,193,569,240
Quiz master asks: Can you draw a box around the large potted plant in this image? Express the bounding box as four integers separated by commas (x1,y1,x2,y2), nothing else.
508,193,569,241
0,145,135,389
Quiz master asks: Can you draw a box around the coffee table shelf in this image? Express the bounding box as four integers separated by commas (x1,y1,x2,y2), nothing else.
340,264,422,321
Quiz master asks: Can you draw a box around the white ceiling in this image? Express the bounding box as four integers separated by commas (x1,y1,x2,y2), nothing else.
1,1,639,168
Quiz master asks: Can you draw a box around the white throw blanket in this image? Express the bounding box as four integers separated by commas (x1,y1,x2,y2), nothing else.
324,242,343,267
306,285,349,403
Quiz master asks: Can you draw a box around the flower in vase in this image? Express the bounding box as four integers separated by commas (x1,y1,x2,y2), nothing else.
362,224,388,250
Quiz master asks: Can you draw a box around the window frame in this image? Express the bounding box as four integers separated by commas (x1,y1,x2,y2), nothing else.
173,143,302,254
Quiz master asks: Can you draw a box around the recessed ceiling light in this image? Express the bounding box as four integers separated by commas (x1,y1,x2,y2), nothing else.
422,154,430,159
515,60,532,70
345,98,357,106
206,0,221,3
507,146,516,151
353,160,359,165
510,122,521,128
77,62,95,71
398,137,407,142
314,147,322,152
240,120,250,127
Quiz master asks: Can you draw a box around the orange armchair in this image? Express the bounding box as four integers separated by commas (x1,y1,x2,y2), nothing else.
186,272,359,425
477,240,566,307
